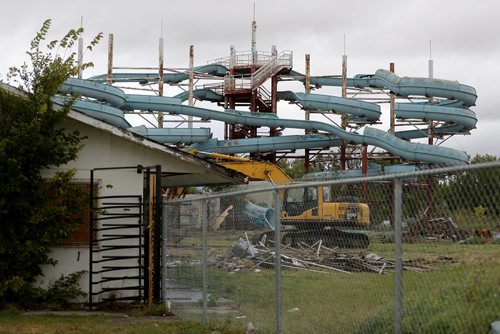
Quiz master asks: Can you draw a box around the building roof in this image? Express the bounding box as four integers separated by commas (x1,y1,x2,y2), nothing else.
67,109,248,187
1,82,247,187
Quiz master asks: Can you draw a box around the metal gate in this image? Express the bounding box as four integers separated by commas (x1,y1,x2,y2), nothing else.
88,165,162,310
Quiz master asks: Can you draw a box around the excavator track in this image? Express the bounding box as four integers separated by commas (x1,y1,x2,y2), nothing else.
258,228,369,249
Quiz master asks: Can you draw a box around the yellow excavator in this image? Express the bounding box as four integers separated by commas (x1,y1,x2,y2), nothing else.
189,150,370,248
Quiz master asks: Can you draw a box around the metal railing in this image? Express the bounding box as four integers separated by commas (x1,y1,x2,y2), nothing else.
209,50,275,67
251,51,293,89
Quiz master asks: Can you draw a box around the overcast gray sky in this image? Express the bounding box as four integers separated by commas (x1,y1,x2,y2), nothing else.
1,0,499,157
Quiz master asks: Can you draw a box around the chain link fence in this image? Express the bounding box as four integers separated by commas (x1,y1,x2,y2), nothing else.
162,161,500,333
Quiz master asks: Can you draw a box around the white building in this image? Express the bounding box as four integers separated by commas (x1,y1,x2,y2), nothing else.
36,107,246,305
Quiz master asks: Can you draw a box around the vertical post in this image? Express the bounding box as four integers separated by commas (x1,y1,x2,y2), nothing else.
78,38,83,79
78,17,83,79
88,170,94,310
188,45,194,128
393,178,403,334
271,45,278,115
143,169,150,303
153,165,162,302
361,145,368,202
230,45,236,69
158,37,164,128
162,196,169,311
389,62,395,135
340,51,348,170
428,47,434,145
251,4,257,64
107,34,113,86
202,198,209,325
270,45,278,150
427,43,435,216
274,189,282,334
304,54,311,173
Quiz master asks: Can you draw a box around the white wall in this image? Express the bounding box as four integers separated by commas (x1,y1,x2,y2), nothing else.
40,117,200,302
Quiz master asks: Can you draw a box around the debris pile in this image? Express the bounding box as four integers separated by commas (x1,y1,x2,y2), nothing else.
407,217,469,242
215,236,433,274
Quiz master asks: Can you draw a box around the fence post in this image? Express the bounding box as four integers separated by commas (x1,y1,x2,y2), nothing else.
393,178,403,334
162,197,169,311
274,189,282,334
89,169,94,310
202,198,209,325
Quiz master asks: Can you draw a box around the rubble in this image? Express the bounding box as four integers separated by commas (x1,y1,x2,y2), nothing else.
215,238,433,274
407,217,469,242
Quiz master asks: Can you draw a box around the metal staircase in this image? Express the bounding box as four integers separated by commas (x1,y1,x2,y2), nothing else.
251,51,293,89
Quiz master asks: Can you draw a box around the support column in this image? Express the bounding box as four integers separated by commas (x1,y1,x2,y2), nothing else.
158,37,164,128
393,178,403,334
153,165,162,303
274,189,282,334
361,145,368,202
304,54,311,173
106,34,113,86
188,45,194,128
389,62,395,135
340,53,348,170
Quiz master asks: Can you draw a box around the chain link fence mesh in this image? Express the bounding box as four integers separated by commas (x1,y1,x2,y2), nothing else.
162,162,500,333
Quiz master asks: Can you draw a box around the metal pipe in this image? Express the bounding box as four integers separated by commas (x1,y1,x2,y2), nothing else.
229,45,236,69
389,63,395,135
78,37,83,79
427,57,434,144
304,54,311,172
153,165,162,302
188,45,194,128
162,197,169,312
158,37,164,128
251,4,257,64
273,189,282,334
88,170,94,310
202,198,209,325
107,34,113,86
340,53,348,169
393,178,403,334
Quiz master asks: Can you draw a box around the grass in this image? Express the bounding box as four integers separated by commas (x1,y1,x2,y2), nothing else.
171,238,500,333
0,311,245,334
4,238,498,333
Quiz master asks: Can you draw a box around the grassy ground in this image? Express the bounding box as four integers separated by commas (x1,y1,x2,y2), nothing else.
3,240,498,333
0,311,246,334
169,240,500,333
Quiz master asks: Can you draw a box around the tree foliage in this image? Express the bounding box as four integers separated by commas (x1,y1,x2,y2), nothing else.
436,154,499,217
0,19,102,305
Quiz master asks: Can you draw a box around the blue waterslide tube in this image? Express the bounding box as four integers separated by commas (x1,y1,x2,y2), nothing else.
52,96,132,128
59,78,469,165
295,69,477,107
395,103,477,130
128,125,212,144
88,64,228,84
122,94,468,165
371,70,477,107
288,69,477,138
278,91,381,123
188,134,342,154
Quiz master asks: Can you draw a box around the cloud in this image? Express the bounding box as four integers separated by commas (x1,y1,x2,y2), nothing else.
0,0,498,157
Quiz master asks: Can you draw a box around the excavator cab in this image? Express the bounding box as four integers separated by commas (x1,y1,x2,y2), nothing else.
283,186,318,217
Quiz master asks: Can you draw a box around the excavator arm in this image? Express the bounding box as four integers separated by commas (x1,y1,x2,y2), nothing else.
188,150,293,186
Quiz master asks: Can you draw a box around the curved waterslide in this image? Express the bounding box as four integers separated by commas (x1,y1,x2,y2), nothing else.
88,64,228,84
57,77,469,165
288,69,478,140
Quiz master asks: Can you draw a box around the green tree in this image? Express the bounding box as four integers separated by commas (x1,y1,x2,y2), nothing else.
437,154,499,218
0,19,102,305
